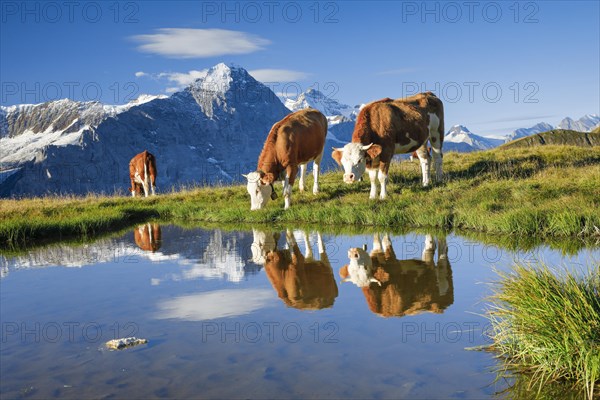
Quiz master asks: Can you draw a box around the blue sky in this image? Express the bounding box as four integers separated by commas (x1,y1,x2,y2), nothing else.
1,1,598,137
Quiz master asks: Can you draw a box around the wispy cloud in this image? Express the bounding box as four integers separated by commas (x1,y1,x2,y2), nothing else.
376,68,417,76
249,69,309,82
135,69,209,93
155,289,274,321
131,28,271,58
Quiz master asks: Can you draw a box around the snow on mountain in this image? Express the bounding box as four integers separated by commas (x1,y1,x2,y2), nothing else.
0,63,290,197
505,122,554,143
557,114,600,132
284,88,361,146
0,94,169,168
285,88,360,122
444,125,503,151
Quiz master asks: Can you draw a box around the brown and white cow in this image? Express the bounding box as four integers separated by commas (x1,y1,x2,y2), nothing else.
134,223,162,252
129,150,157,197
332,92,444,199
244,109,327,210
253,229,338,310
339,234,453,318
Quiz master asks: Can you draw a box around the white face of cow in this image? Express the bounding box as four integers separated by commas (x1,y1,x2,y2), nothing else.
342,246,381,287
244,172,274,211
333,143,373,183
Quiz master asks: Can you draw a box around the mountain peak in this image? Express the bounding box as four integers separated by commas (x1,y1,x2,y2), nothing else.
284,88,359,120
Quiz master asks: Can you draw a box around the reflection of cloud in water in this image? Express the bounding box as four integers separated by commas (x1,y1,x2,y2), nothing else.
155,289,274,321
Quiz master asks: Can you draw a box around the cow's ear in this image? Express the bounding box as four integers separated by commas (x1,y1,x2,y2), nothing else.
241,173,249,179
261,172,275,185
331,148,343,166
339,265,349,279
366,144,382,160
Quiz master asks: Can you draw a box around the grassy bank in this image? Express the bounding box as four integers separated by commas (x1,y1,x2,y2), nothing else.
486,264,600,399
1,145,599,248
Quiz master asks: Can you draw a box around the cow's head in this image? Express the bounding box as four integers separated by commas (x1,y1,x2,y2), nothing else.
243,171,278,211
332,143,382,183
339,245,381,287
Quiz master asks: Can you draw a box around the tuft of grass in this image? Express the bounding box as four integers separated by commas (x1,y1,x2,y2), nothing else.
486,263,600,399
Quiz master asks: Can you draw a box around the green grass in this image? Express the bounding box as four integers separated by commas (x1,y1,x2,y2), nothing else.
486,263,600,399
1,145,599,249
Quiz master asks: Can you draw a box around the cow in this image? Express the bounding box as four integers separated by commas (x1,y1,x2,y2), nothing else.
133,223,162,252
252,229,338,310
339,234,453,318
243,109,327,210
332,92,444,199
129,150,157,197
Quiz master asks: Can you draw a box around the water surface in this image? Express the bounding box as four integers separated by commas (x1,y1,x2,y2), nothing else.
1,225,597,399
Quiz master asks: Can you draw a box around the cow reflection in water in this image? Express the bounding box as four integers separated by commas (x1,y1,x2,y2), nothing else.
340,234,452,317
134,223,162,252
252,230,338,310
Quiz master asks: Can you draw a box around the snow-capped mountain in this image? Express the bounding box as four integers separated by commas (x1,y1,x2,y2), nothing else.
0,95,167,167
284,88,360,120
0,63,290,197
557,114,600,132
503,115,599,143
504,122,554,143
284,88,361,145
444,125,504,152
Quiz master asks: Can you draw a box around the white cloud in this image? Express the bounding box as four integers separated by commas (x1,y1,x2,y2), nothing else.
158,70,208,86
155,289,274,321
136,69,209,93
131,28,271,58
249,69,309,82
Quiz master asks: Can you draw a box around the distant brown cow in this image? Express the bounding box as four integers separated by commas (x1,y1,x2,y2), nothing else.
244,109,327,210
332,92,444,199
253,229,338,310
134,223,162,252
129,150,157,197
340,234,453,318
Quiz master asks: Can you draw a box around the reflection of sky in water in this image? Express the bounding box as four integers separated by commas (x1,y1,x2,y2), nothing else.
155,289,275,320
0,226,598,399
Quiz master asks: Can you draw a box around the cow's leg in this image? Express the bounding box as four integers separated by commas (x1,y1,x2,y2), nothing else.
435,236,450,296
422,234,436,264
316,232,325,256
416,145,431,187
150,176,156,196
367,168,378,200
378,163,389,199
373,233,382,252
382,234,392,252
130,178,137,197
298,164,306,192
302,231,313,260
313,151,323,195
428,112,443,182
284,165,298,209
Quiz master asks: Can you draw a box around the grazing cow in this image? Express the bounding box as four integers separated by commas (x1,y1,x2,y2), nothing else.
129,150,157,197
252,229,338,310
243,109,327,210
133,223,162,252
339,234,453,318
332,92,444,199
